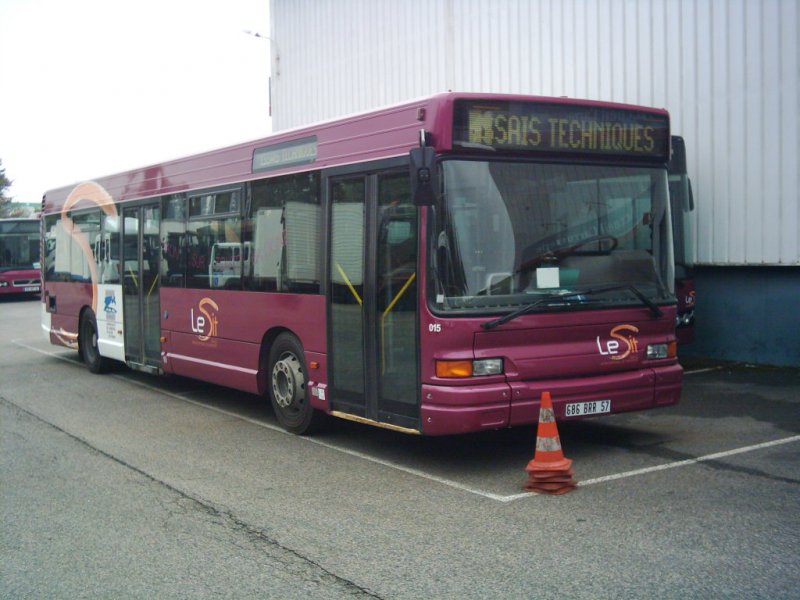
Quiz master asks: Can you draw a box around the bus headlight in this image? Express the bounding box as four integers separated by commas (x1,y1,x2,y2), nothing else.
647,342,677,359
436,358,503,378
473,358,504,376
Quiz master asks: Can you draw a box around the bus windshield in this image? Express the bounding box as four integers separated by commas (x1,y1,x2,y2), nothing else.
0,220,40,272
434,160,674,313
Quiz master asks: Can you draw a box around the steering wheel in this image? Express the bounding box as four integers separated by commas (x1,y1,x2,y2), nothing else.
519,234,619,273
562,234,619,255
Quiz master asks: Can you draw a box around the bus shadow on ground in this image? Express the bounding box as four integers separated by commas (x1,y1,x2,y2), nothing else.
59,356,781,496
113,366,668,457
311,412,673,490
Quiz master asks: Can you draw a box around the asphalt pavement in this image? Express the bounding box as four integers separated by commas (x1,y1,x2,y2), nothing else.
2,296,799,599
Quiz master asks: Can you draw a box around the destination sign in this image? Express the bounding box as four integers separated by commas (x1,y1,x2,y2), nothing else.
453,100,669,160
252,136,318,172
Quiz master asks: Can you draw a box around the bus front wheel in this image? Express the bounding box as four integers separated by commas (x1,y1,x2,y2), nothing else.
80,311,109,374
268,333,322,435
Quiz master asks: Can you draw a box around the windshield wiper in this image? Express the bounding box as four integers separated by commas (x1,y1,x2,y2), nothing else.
481,290,586,329
480,283,662,330
616,283,663,318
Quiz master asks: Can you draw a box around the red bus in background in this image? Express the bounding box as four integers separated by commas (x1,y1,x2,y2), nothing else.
40,92,682,436
668,136,696,345
0,217,41,296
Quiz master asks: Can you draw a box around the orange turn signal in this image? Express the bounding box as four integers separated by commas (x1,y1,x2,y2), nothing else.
436,360,473,378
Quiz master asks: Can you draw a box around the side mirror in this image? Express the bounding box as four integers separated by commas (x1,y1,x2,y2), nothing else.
410,146,436,206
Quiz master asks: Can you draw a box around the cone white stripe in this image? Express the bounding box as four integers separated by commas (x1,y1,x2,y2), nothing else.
539,407,556,423
535,436,562,452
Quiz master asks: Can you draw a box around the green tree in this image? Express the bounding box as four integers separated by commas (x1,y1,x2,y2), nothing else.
0,160,12,197
1,159,20,217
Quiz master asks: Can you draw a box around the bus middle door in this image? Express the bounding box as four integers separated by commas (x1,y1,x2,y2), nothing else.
122,202,162,371
328,171,420,432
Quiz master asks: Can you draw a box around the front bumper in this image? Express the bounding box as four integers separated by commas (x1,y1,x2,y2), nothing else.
420,363,683,435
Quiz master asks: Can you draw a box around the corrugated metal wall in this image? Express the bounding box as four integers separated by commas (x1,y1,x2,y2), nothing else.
270,0,799,266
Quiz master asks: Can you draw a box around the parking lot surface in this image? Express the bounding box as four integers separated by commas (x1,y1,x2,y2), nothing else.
3,297,799,598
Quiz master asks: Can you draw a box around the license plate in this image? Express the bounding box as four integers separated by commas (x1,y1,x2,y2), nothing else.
24,286,40,292
564,399,611,417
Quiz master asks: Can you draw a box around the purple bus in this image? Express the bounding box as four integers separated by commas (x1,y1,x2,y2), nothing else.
41,92,682,435
0,217,41,296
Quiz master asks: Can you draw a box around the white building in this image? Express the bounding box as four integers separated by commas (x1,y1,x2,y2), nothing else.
268,0,799,366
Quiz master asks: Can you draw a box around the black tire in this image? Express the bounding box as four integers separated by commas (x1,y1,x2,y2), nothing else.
80,311,108,374
267,333,322,435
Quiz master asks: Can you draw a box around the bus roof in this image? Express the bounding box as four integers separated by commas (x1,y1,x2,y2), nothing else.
42,92,669,214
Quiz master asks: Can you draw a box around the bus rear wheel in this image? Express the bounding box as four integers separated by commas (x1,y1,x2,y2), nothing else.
268,333,322,435
80,311,109,374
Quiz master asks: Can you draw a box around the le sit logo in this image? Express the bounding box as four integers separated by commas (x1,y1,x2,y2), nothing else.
191,298,219,341
596,324,639,361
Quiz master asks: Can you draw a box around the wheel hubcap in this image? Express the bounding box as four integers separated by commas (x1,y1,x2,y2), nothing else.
272,353,304,409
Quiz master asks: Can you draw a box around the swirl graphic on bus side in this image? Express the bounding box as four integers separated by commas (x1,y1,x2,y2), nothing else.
62,182,119,314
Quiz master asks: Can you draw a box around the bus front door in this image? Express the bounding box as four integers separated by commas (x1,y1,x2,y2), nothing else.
122,203,162,370
328,172,419,432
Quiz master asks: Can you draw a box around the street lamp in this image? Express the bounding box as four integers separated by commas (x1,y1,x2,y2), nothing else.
242,30,280,77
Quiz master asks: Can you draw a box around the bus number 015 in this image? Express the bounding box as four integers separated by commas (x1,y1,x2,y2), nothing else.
428,323,442,333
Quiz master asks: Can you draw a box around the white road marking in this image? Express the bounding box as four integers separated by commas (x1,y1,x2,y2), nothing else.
13,339,800,503
684,366,725,375
577,435,800,486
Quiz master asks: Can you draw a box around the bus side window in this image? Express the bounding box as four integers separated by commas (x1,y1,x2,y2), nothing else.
44,215,61,281
246,172,321,294
185,189,242,290
71,211,101,283
161,193,187,287
186,217,242,289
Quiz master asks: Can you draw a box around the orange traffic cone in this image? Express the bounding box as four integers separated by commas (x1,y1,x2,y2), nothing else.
523,391,577,495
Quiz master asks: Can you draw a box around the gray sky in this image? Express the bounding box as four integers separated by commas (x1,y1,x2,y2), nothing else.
0,0,272,204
